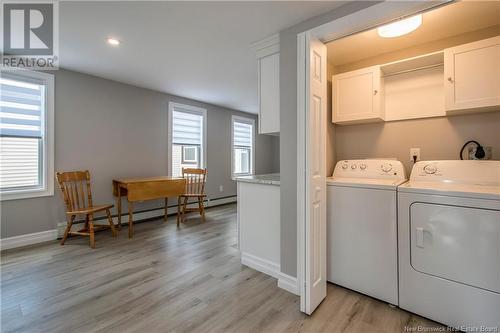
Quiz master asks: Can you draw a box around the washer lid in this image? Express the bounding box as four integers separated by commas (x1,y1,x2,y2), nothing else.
326,177,406,190
399,160,500,200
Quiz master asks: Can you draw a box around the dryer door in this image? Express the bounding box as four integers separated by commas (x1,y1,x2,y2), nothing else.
410,203,500,293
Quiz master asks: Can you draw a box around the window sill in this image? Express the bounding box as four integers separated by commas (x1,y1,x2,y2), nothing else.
0,188,54,201
232,173,253,180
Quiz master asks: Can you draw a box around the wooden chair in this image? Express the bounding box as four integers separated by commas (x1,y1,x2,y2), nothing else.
56,171,117,248
177,168,207,226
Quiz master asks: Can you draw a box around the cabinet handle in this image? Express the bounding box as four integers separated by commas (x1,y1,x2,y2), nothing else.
447,77,454,83
374,90,378,95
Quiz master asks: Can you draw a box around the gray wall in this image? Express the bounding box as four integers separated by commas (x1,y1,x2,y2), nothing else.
1,69,279,239
279,1,380,277
335,112,500,175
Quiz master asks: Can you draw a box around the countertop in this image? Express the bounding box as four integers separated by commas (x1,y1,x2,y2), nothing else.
235,173,280,186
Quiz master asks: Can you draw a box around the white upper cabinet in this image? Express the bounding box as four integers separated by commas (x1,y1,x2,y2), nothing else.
259,53,280,133
332,66,383,124
253,35,280,134
444,36,500,114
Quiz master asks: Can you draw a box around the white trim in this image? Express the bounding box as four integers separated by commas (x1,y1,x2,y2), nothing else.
295,1,450,313
252,34,280,59
241,252,280,279
231,115,256,178
0,68,55,201
313,2,450,43
167,101,207,177
0,229,58,251
237,182,241,250
257,57,264,135
296,31,307,312
278,272,300,296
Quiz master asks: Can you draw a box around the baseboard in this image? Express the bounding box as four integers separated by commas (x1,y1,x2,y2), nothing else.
241,252,280,279
2,196,237,251
57,195,237,237
277,272,300,296
0,229,58,251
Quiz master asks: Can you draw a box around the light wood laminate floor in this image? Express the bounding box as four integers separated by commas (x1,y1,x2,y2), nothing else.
1,204,443,333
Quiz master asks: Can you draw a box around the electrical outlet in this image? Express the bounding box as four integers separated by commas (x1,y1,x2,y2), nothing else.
219,185,224,192
410,148,421,162
485,147,493,159
465,147,472,160
468,146,492,160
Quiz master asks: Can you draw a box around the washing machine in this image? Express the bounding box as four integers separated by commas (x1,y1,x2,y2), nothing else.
398,160,500,329
327,159,407,305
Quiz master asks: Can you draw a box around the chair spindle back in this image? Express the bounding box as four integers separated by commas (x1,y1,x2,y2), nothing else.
56,170,93,212
182,168,207,195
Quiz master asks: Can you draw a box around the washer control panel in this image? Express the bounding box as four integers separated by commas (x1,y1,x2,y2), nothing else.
333,159,406,180
381,163,393,173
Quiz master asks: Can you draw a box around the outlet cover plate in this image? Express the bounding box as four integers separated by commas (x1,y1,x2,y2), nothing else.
467,146,492,160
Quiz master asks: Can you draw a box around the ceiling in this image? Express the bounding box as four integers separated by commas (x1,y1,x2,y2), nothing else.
58,1,347,114
327,1,500,67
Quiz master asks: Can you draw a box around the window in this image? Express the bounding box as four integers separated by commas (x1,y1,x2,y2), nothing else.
182,146,199,164
168,102,206,177
0,69,54,200
232,116,255,177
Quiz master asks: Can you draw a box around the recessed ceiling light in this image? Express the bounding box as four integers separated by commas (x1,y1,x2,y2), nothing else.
377,14,422,38
106,37,121,46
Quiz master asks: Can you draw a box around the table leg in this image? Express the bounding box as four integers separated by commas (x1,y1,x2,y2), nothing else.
88,214,96,249
128,201,134,238
177,196,181,227
164,197,168,222
117,190,122,230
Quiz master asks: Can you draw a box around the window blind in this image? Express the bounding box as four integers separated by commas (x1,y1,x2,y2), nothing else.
0,76,44,190
233,121,252,147
0,137,40,189
0,77,44,139
172,109,203,145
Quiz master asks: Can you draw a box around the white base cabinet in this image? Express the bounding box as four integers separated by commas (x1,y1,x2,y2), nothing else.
237,181,280,278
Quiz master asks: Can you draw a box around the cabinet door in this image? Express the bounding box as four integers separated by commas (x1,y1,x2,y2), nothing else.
444,36,500,114
332,66,383,124
259,53,280,134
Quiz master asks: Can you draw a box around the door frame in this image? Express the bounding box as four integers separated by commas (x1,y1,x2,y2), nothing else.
296,1,451,313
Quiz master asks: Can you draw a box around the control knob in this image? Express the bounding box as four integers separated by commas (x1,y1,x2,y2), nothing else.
424,164,437,174
351,164,357,170
360,164,367,170
381,163,392,173
342,164,348,170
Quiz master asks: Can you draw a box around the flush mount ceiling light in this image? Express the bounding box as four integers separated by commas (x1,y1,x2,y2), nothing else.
106,37,121,46
377,14,422,38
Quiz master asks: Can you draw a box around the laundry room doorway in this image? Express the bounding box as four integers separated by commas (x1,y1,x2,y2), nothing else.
295,1,452,315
